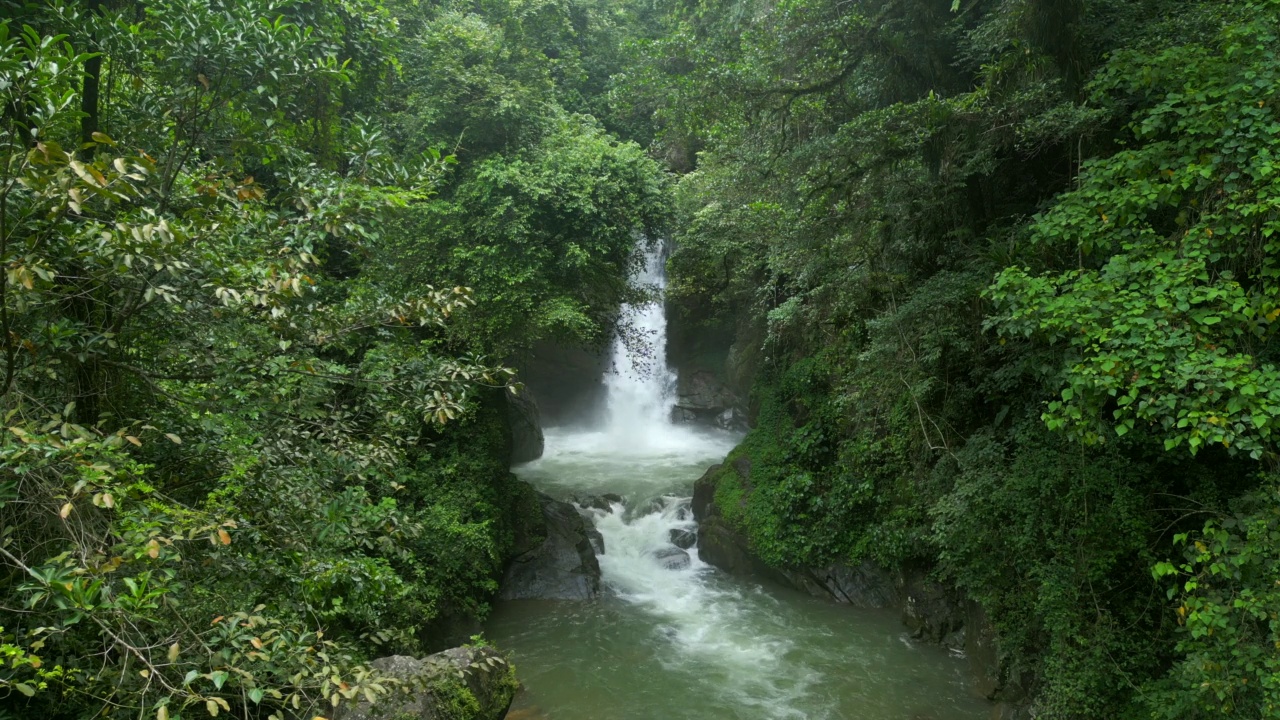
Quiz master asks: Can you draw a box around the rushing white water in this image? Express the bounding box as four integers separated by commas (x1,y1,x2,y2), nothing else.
589,497,817,719
601,246,679,438
520,242,740,500
495,244,988,720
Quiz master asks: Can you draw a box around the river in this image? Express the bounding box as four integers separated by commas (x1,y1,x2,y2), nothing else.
486,246,991,720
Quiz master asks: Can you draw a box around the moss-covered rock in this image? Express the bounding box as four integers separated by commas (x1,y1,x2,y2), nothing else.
499,493,602,600
340,646,517,720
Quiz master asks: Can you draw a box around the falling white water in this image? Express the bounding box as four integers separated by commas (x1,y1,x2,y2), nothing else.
499,243,990,720
601,246,679,440
519,242,739,499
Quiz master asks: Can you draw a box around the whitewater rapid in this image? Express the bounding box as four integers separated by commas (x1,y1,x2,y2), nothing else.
491,243,988,719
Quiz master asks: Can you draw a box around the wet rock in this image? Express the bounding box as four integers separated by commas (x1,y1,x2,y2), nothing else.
574,493,624,513
669,528,697,549
671,406,700,424
507,480,547,559
678,369,730,408
692,462,762,577
943,626,966,654
966,601,1028,707
518,339,609,424
691,464,722,521
696,516,756,576
339,646,515,720
500,494,601,600
669,370,746,430
653,546,691,570
779,562,900,608
899,566,964,644
634,494,686,519
586,526,606,555
506,390,544,464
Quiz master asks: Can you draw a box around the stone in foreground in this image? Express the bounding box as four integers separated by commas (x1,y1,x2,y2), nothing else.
339,647,516,720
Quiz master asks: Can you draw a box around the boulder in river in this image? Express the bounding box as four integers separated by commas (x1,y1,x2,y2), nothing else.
631,494,691,522
586,525,606,556
574,493,624,513
691,464,723,521
338,646,516,720
696,516,757,576
653,546,691,570
692,462,761,577
500,493,602,600
669,527,697,549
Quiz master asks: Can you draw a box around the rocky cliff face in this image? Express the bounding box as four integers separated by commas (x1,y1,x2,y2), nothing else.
506,390,545,464
669,370,747,430
690,462,1033,719
513,339,609,425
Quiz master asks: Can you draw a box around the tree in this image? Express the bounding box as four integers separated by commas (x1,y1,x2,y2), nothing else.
0,7,515,718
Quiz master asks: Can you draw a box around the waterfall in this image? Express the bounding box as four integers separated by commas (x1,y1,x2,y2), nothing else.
512,241,735,499
512,243,818,714
499,243,989,720
602,244,678,440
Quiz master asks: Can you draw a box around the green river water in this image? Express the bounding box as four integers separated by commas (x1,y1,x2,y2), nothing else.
485,427,993,720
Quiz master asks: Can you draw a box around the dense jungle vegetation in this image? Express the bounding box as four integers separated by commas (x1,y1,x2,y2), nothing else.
0,0,1278,718
0,0,667,717
652,0,1280,717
